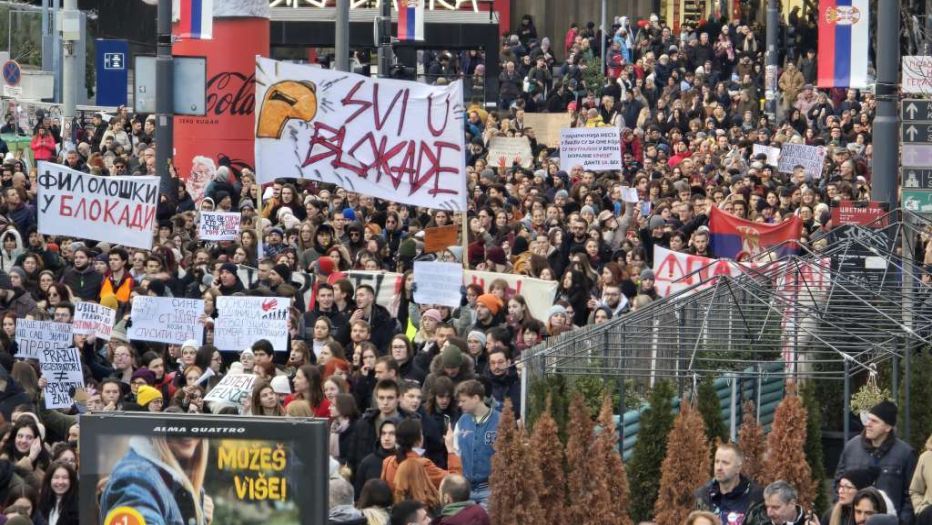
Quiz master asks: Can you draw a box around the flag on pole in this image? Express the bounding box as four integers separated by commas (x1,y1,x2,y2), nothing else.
817,0,869,88
173,0,214,40
397,0,425,42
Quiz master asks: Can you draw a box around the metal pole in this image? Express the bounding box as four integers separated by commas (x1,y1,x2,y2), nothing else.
335,0,350,72
902,214,914,443
600,0,607,75
377,0,393,77
52,0,61,102
764,0,779,121
843,359,851,440
871,0,899,208
729,372,738,442
155,0,174,198
41,0,52,72
61,0,77,145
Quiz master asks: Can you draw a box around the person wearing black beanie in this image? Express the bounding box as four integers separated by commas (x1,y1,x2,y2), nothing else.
835,400,917,525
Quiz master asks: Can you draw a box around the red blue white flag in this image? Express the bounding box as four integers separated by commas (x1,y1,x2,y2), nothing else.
708,207,802,261
397,0,425,42
817,0,868,88
173,0,213,40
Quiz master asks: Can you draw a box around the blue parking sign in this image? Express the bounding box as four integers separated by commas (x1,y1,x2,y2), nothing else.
96,39,128,106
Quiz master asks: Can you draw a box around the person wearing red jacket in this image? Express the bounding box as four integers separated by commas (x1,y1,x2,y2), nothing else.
30,127,56,161
434,474,490,525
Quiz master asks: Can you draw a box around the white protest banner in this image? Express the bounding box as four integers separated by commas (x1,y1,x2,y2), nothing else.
777,143,826,178
204,374,257,408
333,270,405,317
652,246,745,297
559,127,622,171
39,347,84,409
413,261,463,308
463,270,557,322
72,302,116,340
214,296,291,352
487,136,533,168
752,144,781,167
198,211,242,241
37,161,159,250
254,57,467,211
15,319,73,360
902,56,932,95
621,187,639,203
127,296,204,345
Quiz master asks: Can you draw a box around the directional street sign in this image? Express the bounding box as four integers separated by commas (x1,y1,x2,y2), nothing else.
902,144,932,165
902,99,932,121
903,123,932,143
901,167,932,189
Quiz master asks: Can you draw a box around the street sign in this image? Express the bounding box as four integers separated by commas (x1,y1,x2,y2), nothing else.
901,167,932,189
902,99,932,121
903,189,932,214
95,39,129,107
902,144,932,165
902,123,932,144
1,60,20,87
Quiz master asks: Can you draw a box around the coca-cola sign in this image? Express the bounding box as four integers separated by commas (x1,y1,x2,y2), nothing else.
206,72,256,117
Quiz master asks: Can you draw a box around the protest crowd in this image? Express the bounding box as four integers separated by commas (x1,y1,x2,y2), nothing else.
0,4,928,525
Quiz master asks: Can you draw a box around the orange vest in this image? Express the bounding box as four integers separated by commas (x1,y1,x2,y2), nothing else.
101,273,133,303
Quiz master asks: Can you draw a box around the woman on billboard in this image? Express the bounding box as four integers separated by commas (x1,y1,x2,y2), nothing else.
99,434,213,525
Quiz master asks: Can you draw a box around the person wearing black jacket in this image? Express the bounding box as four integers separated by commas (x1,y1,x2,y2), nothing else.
485,347,521,416
695,443,764,525
60,247,102,302
345,379,400,474
347,285,398,354
399,381,447,469
353,418,398,500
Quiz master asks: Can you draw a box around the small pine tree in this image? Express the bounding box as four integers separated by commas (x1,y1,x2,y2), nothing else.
801,381,828,514
529,396,568,524
697,376,729,447
654,400,712,525
488,399,546,525
737,400,766,484
565,393,595,524
762,383,815,508
594,393,634,525
527,375,569,439
629,380,677,523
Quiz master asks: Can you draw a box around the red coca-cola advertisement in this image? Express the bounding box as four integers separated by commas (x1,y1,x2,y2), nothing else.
173,11,269,204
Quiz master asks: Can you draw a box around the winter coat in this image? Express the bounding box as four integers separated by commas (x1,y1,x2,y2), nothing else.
30,134,56,161
381,451,462,506
454,406,500,486
694,475,764,525
346,409,399,473
60,264,103,301
355,446,394,498
7,204,36,237
745,503,807,525
836,431,917,525
485,368,521,416
433,501,491,525
423,353,476,396
0,287,36,321
0,229,23,272
911,448,932,517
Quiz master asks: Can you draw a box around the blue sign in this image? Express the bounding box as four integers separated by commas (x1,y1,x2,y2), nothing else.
95,39,128,107
2,61,20,86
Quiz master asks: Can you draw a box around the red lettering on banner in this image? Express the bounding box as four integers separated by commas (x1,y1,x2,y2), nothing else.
427,94,450,136
58,195,154,231
341,80,373,125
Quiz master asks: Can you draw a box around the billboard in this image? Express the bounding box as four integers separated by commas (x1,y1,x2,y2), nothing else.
80,412,328,525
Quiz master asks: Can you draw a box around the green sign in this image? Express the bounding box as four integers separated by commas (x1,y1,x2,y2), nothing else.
902,189,932,214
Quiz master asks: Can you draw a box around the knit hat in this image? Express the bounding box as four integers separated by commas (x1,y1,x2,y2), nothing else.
422,309,443,323
240,347,255,358
840,468,878,491
317,257,335,276
869,400,897,426
268,227,284,237
476,294,502,315
182,339,199,351
99,294,119,311
8,266,26,286
648,215,666,230
131,368,156,385
486,246,508,266
136,385,163,407
272,263,292,283
547,304,567,319
399,238,418,259
445,246,463,263
228,362,245,375
440,346,464,369
220,262,238,275
640,269,656,281
466,330,487,347
270,375,292,395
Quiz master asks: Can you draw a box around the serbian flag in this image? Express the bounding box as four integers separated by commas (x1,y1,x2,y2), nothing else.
817,0,869,88
708,207,802,261
397,0,425,42
173,0,213,40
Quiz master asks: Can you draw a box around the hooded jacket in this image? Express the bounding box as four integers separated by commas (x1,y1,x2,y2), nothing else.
355,445,395,499
486,368,521,417
694,475,764,525
0,229,23,272
836,431,916,524
423,353,476,396
0,286,36,321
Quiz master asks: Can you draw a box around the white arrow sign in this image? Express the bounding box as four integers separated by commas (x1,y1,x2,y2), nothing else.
907,103,919,119
907,125,920,141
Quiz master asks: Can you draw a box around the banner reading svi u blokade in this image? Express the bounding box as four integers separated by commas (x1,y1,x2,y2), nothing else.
37,162,159,250
254,57,467,212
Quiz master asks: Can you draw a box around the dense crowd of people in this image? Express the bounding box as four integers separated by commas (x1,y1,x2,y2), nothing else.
0,5,924,525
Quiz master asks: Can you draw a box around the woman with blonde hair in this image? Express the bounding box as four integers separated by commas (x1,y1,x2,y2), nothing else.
912,433,932,525
684,510,722,525
100,436,211,524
